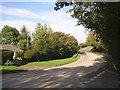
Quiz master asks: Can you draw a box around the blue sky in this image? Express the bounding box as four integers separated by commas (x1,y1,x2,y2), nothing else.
0,1,88,43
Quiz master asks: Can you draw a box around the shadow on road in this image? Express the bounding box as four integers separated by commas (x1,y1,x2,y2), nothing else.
2,57,119,88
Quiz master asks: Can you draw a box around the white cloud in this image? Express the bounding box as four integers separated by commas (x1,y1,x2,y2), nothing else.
40,11,74,25
0,5,40,19
0,5,88,43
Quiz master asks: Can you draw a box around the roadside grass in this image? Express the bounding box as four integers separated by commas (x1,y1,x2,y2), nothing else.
0,66,25,74
0,53,80,73
26,53,80,67
0,66,23,70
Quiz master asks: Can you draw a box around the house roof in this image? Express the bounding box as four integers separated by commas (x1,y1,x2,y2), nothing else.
0,44,22,52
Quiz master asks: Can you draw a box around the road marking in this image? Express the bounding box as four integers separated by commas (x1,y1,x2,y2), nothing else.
92,71,105,80
34,76,41,79
84,71,105,85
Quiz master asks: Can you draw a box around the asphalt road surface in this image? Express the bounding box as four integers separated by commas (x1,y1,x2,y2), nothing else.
2,66,118,88
1,47,119,88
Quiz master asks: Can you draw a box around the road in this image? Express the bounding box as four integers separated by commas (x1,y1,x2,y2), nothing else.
2,47,119,88
80,46,93,53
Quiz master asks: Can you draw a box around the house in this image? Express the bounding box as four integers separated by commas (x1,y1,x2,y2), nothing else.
0,44,22,60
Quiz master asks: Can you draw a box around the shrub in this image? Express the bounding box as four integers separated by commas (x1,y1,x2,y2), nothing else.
4,60,14,66
2,50,14,65
24,49,36,60
15,52,24,58
13,52,25,66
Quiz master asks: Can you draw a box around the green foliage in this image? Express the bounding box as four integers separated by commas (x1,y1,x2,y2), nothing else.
4,60,14,66
2,50,14,65
54,2,119,72
1,23,79,66
1,25,20,45
15,52,24,61
49,32,79,59
0,32,3,44
86,30,105,52
0,66,21,70
24,49,36,60
0,66,24,74
32,23,79,61
1,24,79,65
21,25,28,39
11,25,32,64
14,52,25,66
17,25,31,51
17,39,27,50
26,53,80,67
32,23,52,60
13,51,28,66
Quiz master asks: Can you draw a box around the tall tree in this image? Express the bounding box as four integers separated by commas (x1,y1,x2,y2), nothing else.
54,2,119,71
48,32,79,59
31,23,79,61
32,23,52,60
1,25,20,45
17,25,31,51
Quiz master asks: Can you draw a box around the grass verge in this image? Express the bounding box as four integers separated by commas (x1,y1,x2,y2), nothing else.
26,53,80,67
0,66,25,74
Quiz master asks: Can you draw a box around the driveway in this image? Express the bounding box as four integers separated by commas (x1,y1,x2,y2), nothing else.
2,52,118,88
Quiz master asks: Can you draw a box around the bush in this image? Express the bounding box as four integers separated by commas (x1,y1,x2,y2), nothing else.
24,49,36,60
15,52,24,59
4,60,14,66
1,50,14,65
13,52,25,66
26,53,80,67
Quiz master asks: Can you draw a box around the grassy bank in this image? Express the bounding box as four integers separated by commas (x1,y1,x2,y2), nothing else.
0,66,23,71
0,66,25,74
26,53,80,67
0,53,80,73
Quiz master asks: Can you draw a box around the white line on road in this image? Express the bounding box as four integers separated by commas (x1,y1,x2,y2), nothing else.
84,71,105,85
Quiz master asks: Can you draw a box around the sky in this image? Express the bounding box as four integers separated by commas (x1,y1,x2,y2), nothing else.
0,1,88,43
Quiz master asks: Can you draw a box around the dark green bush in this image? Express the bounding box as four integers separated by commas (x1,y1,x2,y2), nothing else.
2,50,14,65
4,59,14,66
15,51,24,59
